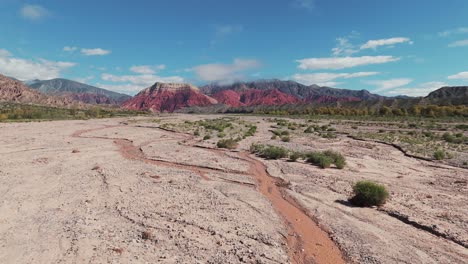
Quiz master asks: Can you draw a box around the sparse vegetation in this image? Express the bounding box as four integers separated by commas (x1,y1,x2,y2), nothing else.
250,143,346,169
434,150,446,160
217,139,238,149
289,151,303,162
0,102,145,122
250,144,288,159
350,180,389,207
305,150,346,169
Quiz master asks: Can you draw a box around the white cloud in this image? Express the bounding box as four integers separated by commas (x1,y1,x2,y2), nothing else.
96,83,142,95
0,48,75,80
292,72,379,86
0,49,11,57
20,4,49,20
81,48,111,56
448,39,468,47
293,0,315,10
448,71,468,80
297,56,399,70
130,65,166,75
193,58,261,83
63,46,78,52
332,37,358,56
365,78,413,92
360,37,412,50
385,82,447,96
100,73,184,94
438,27,468,37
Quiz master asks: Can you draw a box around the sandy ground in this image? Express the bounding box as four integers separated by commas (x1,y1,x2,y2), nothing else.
0,115,467,264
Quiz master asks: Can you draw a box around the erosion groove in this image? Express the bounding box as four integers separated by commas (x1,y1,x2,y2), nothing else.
72,125,345,264
380,209,468,249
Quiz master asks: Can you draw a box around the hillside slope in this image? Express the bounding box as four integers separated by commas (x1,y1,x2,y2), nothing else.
28,79,131,105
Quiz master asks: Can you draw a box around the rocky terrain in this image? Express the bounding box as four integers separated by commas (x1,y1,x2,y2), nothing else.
28,78,131,105
0,115,466,263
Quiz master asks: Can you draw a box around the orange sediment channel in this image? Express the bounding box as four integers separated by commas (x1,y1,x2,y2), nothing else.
240,152,345,264
73,125,345,264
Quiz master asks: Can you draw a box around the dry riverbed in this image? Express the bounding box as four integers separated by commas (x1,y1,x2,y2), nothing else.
0,115,467,263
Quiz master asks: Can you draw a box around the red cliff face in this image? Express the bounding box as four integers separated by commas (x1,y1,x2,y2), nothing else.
212,88,300,107
122,83,218,112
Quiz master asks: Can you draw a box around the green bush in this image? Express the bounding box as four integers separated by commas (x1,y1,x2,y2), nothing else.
304,126,315,133
250,143,265,154
289,151,303,162
318,156,333,168
250,144,288,160
323,150,346,169
306,150,346,169
203,135,211,140
350,180,389,207
281,136,290,142
433,150,445,160
218,132,226,138
217,139,237,149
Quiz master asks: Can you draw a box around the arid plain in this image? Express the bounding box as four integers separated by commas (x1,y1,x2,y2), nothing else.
0,115,467,264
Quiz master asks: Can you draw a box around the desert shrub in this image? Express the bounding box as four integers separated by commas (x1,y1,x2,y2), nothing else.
217,139,237,149
323,150,346,169
271,135,277,140
272,130,282,136
320,132,337,139
350,180,389,207
306,150,346,169
423,131,434,138
305,152,332,168
281,130,290,136
433,150,445,160
455,124,468,130
281,136,290,142
244,125,257,137
351,126,358,129
250,143,265,154
218,132,226,138
194,130,200,136
463,161,468,166
261,146,288,159
203,135,211,140
318,156,333,168
304,126,314,133
251,145,288,160
289,151,303,162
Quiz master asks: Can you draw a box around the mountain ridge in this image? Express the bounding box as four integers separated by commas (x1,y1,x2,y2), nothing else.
27,78,131,105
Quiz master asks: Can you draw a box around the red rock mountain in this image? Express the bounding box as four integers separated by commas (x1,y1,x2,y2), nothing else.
212,88,300,107
122,82,218,112
0,74,80,107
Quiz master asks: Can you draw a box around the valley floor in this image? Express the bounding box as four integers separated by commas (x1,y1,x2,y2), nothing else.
0,115,467,264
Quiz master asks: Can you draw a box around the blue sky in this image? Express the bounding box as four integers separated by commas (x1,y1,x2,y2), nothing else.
0,0,467,96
